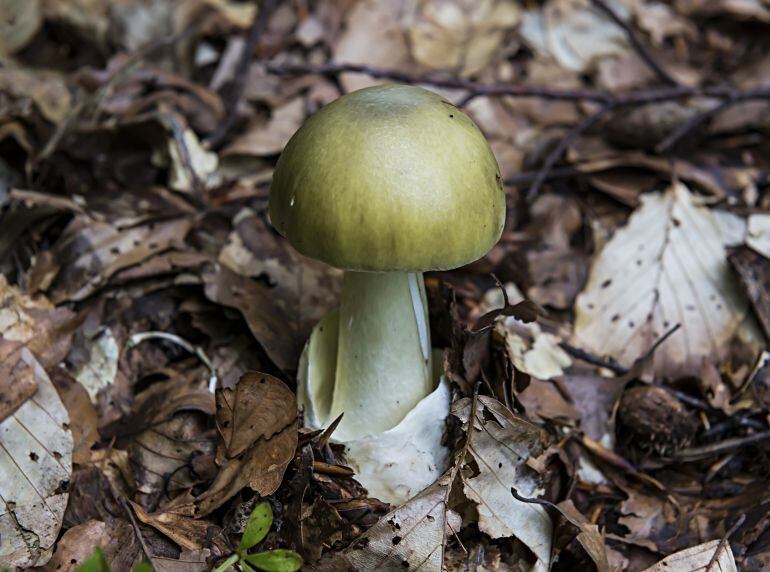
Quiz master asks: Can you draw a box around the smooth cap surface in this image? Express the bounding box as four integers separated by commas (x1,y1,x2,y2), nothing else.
269,84,505,271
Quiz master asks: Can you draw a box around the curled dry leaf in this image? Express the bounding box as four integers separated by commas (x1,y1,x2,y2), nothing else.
407,0,521,76
453,395,553,569
50,216,193,303
574,183,748,377
746,213,770,259
224,97,306,157
641,539,737,572
0,349,73,567
40,518,144,572
124,376,216,502
0,0,41,56
520,0,630,73
345,471,460,572
69,327,119,402
193,372,298,516
0,340,39,422
129,501,225,553
496,317,572,380
210,213,341,371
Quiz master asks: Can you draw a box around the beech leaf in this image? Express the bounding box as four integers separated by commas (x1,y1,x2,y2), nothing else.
574,183,748,377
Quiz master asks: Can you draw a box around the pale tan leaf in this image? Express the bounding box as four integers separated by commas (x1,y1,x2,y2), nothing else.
746,213,770,259
223,97,306,157
333,0,411,92
0,349,73,567
70,327,119,402
0,0,41,55
641,539,737,572
520,0,630,73
574,183,748,377
453,396,553,568
407,0,521,76
496,318,572,380
345,472,460,572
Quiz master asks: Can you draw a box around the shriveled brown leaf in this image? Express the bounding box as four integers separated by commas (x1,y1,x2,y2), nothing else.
50,216,193,302
50,369,100,464
0,339,38,422
193,372,298,516
40,518,144,572
129,501,225,553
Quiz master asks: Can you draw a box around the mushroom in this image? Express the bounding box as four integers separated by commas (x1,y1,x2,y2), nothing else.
269,84,504,503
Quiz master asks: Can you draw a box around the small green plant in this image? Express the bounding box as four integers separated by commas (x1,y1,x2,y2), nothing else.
214,501,303,572
72,548,151,572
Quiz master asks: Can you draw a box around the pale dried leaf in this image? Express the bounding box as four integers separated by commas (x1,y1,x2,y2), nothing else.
345,472,460,572
453,396,552,568
0,340,38,422
40,518,143,571
641,539,737,572
746,213,770,259
224,97,306,156
520,0,630,73
408,0,521,76
0,0,41,55
333,0,411,91
497,318,572,380
574,183,748,377
71,327,119,402
0,349,73,567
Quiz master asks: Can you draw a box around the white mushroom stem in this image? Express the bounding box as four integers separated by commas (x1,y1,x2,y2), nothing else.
329,271,433,441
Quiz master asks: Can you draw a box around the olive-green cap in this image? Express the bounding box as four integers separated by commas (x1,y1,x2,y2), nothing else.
269,84,505,272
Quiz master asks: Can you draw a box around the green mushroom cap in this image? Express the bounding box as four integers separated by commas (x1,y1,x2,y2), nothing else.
269,84,505,272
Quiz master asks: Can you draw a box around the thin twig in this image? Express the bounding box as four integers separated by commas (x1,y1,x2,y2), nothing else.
705,514,745,572
263,61,770,106
590,0,679,87
674,430,770,461
527,105,614,199
119,496,155,569
656,98,735,152
559,341,628,374
207,0,279,148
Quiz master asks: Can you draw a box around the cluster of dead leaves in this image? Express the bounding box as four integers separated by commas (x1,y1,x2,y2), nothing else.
2,0,770,571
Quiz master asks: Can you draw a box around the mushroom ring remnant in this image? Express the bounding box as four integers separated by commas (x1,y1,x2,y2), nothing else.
269,84,505,504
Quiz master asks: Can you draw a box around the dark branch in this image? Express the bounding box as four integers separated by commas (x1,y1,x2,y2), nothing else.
590,0,680,87
208,0,279,148
526,105,614,200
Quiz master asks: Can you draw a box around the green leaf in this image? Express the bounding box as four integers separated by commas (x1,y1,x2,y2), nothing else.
132,563,153,572
241,562,258,572
213,553,240,572
75,548,110,572
243,550,303,572
238,501,274,552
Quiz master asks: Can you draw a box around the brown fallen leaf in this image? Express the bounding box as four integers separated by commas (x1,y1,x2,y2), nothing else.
40,518,144,572
50,216,193,303
193,372,298,516
50,369,100,465
0,339,38,422
129,501,226,554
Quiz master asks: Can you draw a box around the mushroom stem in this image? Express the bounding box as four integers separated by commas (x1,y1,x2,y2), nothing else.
330,270,433,441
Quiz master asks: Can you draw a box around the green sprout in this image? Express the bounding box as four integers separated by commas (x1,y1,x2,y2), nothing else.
214,501,303,572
